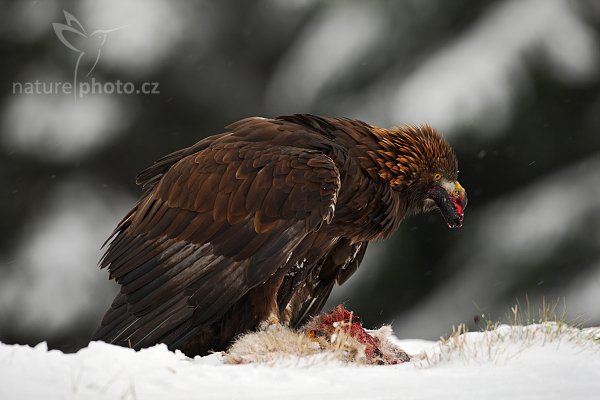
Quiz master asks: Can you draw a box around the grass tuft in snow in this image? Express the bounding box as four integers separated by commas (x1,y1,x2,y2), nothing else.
413,299,600,368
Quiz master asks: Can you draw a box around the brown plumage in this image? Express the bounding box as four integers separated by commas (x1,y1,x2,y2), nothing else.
93,114,467,356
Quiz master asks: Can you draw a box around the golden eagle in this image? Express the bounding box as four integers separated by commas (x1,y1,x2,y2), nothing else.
93,114,467,356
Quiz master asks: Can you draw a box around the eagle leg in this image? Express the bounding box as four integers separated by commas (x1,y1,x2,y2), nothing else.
251,268,287,331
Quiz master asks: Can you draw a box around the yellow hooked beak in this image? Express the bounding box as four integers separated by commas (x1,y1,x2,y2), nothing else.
453,181,467,211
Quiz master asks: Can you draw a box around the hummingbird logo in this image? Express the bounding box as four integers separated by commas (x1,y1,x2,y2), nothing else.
52,11,125,99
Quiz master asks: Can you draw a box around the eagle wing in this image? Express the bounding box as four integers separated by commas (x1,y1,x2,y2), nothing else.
93,126,341,350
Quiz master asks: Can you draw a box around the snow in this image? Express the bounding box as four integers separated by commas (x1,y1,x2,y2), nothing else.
1,324,598,400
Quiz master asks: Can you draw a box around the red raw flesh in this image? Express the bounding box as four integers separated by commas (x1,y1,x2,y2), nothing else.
451,196,464,218
310,305,405,364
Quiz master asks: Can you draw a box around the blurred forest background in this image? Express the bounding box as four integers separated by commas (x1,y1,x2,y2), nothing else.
1,0,599,352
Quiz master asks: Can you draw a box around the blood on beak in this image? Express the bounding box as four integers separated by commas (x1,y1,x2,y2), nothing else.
453,181,468,213
428,181,467,228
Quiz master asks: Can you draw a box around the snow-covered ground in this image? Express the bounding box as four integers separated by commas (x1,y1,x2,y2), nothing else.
1,324,599,400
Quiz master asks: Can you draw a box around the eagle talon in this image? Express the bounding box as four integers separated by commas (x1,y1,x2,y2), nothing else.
258,314,281,331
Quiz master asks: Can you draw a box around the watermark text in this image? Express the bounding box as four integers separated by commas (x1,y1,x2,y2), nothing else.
12,78,160,97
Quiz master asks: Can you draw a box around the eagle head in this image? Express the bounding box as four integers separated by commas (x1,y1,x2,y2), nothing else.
378,124,467,228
